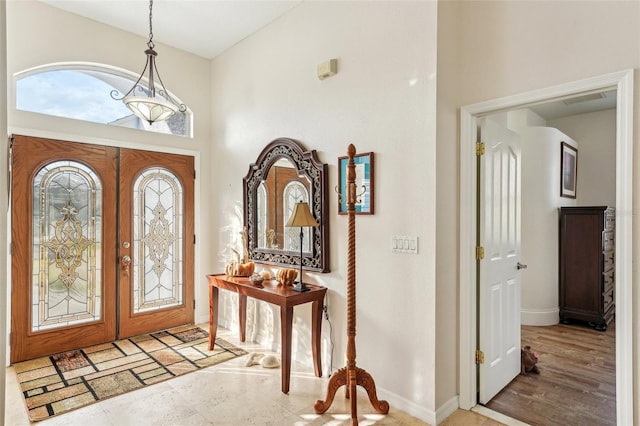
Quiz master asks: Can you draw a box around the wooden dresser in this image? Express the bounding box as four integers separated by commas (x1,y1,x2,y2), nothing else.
559,206,615,331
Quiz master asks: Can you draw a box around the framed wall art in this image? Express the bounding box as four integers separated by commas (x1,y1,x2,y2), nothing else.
560,141,578,199
338,152,374,214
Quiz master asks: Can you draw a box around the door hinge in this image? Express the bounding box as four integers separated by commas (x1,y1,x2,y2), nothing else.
476,141,485,156
475,349,485,364
476,246,484,260
193,169,196,179
193,300,196,309
193,234,196,244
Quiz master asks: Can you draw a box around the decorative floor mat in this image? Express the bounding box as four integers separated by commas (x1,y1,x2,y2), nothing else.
14,324,247,422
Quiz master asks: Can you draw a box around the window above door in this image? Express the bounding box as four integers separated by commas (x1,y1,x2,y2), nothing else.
15,63,192,137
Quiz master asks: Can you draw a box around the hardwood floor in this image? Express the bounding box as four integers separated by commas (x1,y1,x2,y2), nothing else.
485,321,615,426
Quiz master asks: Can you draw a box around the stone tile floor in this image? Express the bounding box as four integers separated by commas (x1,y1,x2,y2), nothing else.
5,326,509,425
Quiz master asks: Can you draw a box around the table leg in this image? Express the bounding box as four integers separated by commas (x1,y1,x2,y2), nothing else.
239,294,247,342
280,305,293,393
208,285,219,350
311,300,323,377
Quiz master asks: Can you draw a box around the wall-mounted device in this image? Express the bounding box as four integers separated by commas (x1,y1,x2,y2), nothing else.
317,59,338,80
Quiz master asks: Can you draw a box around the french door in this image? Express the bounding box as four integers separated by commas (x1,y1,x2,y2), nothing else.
10,135,194,363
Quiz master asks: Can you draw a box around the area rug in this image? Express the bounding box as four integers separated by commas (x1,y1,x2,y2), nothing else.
13,324,248,422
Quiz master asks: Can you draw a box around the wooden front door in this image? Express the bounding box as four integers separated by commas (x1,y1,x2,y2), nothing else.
118,148,194,338
10,135,194,363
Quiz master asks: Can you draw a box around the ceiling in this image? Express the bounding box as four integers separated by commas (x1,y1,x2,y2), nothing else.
40,0,303,60
524,89,617,120
37,1,619,120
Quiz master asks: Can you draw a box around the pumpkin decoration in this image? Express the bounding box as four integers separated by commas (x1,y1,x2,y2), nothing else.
276,268,298,287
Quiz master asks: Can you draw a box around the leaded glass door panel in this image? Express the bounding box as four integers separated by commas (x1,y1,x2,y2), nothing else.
118,148,194,338
11,135,118,363
11,136,195,363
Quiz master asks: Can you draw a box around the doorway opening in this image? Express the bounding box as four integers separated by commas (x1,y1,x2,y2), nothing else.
459,69,633,425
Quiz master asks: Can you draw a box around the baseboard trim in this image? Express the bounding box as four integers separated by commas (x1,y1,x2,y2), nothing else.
376,387,436,425
521,308,559,326
435,395,459,424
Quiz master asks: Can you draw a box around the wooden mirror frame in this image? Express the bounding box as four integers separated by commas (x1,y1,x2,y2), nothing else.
243,138,329,272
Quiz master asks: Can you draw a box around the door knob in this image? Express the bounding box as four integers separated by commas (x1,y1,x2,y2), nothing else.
121,255,131,276
517,262,528,270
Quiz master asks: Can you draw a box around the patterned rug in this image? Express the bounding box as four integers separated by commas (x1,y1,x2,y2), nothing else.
14,325,247,422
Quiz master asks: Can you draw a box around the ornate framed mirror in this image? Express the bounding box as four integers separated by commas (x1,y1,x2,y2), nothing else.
244,138,329,272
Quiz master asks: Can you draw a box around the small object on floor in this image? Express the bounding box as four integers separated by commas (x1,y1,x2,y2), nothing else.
245,352,280,369
260,355,280,369
245,352,263,367
520,345,540,375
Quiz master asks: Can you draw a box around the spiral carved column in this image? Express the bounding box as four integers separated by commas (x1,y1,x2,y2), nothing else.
314,144,389,425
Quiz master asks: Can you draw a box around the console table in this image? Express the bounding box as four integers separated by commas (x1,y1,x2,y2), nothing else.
207,274,327,393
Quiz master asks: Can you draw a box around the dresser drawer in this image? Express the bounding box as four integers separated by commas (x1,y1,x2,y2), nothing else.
603,268,615,287
605,209,615,231
603,251,615,271
603,231,615,251
604,286,615,312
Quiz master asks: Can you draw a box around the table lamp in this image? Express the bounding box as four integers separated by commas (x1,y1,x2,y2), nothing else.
285,201,319,292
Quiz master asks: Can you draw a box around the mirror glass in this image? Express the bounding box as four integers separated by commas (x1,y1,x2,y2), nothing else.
244,138,329,272
256,158,313,253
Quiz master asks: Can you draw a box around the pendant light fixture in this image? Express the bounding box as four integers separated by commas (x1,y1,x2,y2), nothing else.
111,0,186,124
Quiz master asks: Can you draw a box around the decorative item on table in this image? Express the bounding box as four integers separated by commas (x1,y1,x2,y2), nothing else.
225,260,255,277
260,270,272,280
225,227,255,277
276,268,298,287
249,273,264,287
284,201,319,292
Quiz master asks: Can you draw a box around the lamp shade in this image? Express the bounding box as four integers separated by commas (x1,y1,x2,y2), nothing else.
123,95,179,124
285,202,319,228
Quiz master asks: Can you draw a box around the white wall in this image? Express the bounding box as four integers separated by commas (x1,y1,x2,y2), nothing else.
550,109,617,207
519,126,577,325
505,109,578,326
437,0,640,422
210,1,439,421
435,1,461,413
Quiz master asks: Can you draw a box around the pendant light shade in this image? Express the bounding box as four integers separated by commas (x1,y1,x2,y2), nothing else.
111,0,186,124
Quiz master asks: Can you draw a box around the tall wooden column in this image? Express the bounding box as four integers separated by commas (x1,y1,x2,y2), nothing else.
314,144,389,425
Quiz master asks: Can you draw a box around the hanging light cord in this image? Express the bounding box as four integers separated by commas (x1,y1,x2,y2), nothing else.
147,0,155,49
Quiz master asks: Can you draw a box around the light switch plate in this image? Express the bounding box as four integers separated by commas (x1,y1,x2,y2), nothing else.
391,235,418,254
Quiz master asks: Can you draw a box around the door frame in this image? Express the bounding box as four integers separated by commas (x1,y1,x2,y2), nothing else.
6,127,201,363
458,69,633,425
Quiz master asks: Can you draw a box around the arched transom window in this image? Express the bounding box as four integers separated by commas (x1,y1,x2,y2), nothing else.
15,63,192,137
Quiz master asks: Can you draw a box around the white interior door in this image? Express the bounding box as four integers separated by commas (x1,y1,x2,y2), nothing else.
478,117,522,404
